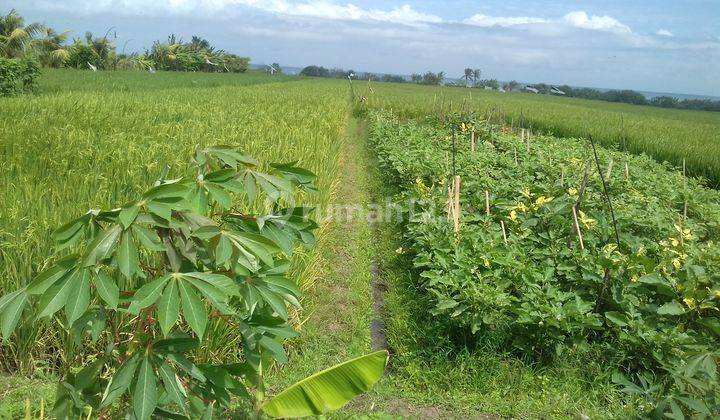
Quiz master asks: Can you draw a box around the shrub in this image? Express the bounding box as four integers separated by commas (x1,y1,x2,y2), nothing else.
0,57,40,96
0,146,387,418
368,111,720,417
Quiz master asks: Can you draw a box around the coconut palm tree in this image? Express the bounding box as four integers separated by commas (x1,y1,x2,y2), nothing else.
0,9,46,58
33,27,71,67
472,68,481,86
462,67,473,86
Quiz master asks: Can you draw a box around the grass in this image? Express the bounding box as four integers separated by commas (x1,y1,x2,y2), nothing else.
0,69,348,373
360,82,720,185
2,70,718,417
267,116,635,418
35,68,296,94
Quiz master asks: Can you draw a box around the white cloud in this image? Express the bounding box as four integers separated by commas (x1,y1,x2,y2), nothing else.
656,29,673,37
21,0,443,26
464,14,547,27
562,11,632,34
463,10,633,35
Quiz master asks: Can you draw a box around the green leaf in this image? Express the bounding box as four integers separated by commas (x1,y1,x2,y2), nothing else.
119,204,140,229
153,336,199,354
658,301,685,315
64,270,90,326
52,213,91,250
262,350,389,418
130,276,170,314
101,353,139,407
158,362,187,410
182,277,234,315
255,285,288,320
83,224,122,267
26,256,76,295
133,356,158,420
165,353,206,382
205,183,232,210
132,225,165,251
117,231,139,279
158,280,180,337
146,201,172,221
1,291,27,340
214,234,233,266
259,336,288,364
191,225,221,240
179,280,208,339
226,231,280,267
37,272,75,319
94,272,119,309
183,272,239,296
143,183,190,203
75,357,106,391
605,311,629,327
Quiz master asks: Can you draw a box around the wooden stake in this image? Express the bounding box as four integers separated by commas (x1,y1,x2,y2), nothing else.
453,176,461,235
572,206,584,250
514,148,518,164
683,158,686,177
606,158,614,180
624,162,629,180
471,129,476,152
500,220,508,244
485,190,490,215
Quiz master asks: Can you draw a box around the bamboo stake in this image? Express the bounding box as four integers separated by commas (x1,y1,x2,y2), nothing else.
447,183,454,220
514,148,518,164
572,206,584,250
606,158,614,180
453,175,461,235
625,162,629,180
471,129,476,152
683,158,686,177
500,220,508,244
485,190,490,216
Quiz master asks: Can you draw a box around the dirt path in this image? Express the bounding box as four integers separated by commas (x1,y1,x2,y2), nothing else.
267,117,474,418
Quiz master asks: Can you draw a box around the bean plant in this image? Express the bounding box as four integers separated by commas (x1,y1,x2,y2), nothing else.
0,146,386,418
368,111,719,418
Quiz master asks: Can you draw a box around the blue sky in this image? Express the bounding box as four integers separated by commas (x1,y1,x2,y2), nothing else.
8,1,720,95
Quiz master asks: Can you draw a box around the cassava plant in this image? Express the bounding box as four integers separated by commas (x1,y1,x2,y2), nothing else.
0,146,387,419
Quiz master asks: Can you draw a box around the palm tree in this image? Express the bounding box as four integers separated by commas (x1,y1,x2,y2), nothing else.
0,9,45,58
462,68,473,86
472,69,481,86
33,27,70,67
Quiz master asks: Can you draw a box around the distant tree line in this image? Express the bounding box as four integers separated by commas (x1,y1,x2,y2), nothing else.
528,83,720,112
300,65,451,86
299,65,410,83
0,9,249,73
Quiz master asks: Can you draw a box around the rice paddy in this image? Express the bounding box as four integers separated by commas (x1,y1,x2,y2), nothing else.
1,69,718,418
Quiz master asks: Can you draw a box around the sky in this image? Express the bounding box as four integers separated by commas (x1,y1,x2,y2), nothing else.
7,1,720,96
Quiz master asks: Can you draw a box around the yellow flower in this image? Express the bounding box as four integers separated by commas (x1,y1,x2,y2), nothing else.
509,210,518,221
683,298,696,310
578,210,596,229
670,238,680,247
672,258,681,269
535,195,554,207
521,187,532,198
